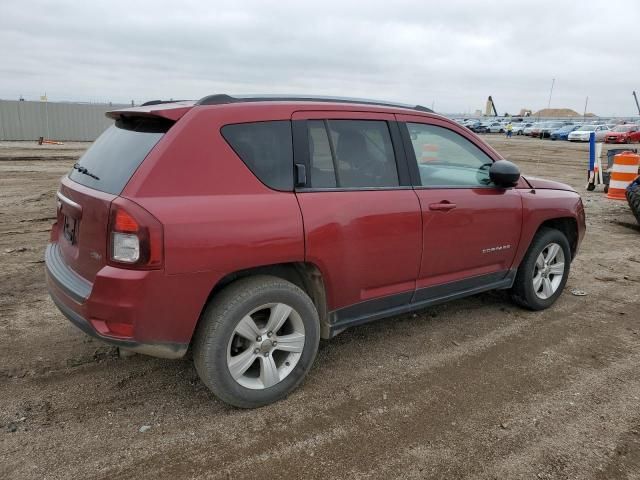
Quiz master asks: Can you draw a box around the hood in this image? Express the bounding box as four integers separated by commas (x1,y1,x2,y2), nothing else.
523,176,576,192
606,131,627,136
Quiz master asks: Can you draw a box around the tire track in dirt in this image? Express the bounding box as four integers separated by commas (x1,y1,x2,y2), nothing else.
82,301,639,480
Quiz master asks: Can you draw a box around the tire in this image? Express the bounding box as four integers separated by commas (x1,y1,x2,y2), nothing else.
626,181,640,225
510,228,571,310
193,275,320,408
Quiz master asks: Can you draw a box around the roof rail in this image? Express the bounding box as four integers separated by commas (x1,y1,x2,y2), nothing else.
195,94,433,113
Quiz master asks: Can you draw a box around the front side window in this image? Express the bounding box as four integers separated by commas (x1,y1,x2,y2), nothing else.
307,120,399,188
221,120,293,190
406,123,494,187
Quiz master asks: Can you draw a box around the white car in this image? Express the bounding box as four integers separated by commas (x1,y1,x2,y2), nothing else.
567,125,610,142
513,122,534,135
523,123,543,136
486,121,505,133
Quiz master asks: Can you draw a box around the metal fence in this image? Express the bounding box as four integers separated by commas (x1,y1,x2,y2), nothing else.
0,100,124,141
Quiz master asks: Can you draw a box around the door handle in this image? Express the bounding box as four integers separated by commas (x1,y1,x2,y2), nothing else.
428,201,457,211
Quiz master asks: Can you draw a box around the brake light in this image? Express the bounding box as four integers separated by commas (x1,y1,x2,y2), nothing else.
108,198,163,269
114,209,139,233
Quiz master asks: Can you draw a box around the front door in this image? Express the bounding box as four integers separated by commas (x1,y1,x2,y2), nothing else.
397,115,523,299
292,111,422,321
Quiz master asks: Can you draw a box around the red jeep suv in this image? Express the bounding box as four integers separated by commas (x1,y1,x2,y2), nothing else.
46,95,586,407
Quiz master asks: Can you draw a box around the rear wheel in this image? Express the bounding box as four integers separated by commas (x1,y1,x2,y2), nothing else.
511,228,571,310
194,276,320,408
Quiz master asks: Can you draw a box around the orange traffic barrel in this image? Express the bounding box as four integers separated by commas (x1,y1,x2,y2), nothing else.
607,152,640,200
420,144,439,163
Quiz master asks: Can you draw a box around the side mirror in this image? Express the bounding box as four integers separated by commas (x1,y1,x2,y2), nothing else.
489,160,520,187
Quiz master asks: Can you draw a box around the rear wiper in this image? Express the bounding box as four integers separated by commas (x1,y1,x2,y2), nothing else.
72,163,100,180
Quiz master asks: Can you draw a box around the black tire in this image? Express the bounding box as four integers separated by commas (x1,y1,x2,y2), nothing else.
626,181,640,225
193,275,320,408
510,228,571,310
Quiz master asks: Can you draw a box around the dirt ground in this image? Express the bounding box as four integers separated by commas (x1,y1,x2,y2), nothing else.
1,136,639,480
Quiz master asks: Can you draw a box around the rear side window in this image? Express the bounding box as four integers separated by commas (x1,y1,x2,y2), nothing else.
221,121,293,191
69,117,170,195
307,120,399,189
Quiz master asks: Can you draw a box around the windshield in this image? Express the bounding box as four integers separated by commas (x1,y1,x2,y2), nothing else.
613,125,635,132
68,117,172,194
578,125,597,132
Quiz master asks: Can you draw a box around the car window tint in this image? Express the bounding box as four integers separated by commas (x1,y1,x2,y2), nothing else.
307,120,337,188
407,123,493,187
221,120,293,190
68,118,170,195
325,120,399,188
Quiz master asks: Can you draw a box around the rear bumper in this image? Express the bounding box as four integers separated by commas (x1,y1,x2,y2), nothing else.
45,243,189,359
48,288,187,358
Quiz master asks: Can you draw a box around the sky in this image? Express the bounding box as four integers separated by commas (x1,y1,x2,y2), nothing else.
1,0,640,116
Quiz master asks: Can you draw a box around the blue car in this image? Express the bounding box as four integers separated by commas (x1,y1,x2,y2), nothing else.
550,124,581,141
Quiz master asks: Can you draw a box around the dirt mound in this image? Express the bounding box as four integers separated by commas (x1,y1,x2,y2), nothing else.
533,108,596,117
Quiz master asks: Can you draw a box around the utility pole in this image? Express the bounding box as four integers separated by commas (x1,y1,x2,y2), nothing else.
583,96,589,123
547,78,555,109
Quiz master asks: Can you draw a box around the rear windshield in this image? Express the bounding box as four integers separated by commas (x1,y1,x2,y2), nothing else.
68,117,171,194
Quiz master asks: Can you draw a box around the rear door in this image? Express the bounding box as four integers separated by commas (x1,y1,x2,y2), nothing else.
292,111,422,320
55,116,171,283
397,114,523,298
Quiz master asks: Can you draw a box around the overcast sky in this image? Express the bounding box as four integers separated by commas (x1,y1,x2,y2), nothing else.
2,0,639,116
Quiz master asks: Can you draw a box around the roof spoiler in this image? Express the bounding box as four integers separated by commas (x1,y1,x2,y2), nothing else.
106,101,195,121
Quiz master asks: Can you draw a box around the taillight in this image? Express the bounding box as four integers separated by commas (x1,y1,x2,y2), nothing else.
108,197,163,269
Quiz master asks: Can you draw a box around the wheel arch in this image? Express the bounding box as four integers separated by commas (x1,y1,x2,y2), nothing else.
515,217,578,269
537,217,578,259
196,262,331,341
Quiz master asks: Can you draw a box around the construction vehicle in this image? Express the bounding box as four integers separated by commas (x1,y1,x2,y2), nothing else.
622,93,640,225
627,177,640,225
484,96,498,117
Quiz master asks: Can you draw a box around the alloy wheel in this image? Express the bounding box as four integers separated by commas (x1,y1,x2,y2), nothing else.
226,303,305,390
532,242,565,299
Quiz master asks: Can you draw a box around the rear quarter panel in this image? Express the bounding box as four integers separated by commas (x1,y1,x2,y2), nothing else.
121,106,305,329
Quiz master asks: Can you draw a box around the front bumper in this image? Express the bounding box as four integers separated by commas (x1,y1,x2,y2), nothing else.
45,243,188,359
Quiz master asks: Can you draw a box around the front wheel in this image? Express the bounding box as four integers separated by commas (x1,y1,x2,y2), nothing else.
193,276,320,408
511,228,571,310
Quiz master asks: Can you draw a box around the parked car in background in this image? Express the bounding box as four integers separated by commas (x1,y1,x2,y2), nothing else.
539,122,572,139
513,122,534,135
463,119,481,130
524,123,542,136
486,121,505,133
550,124,581,141
530,123,549,138
568,125,610,142
469,122,489,133
605,124,640,143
